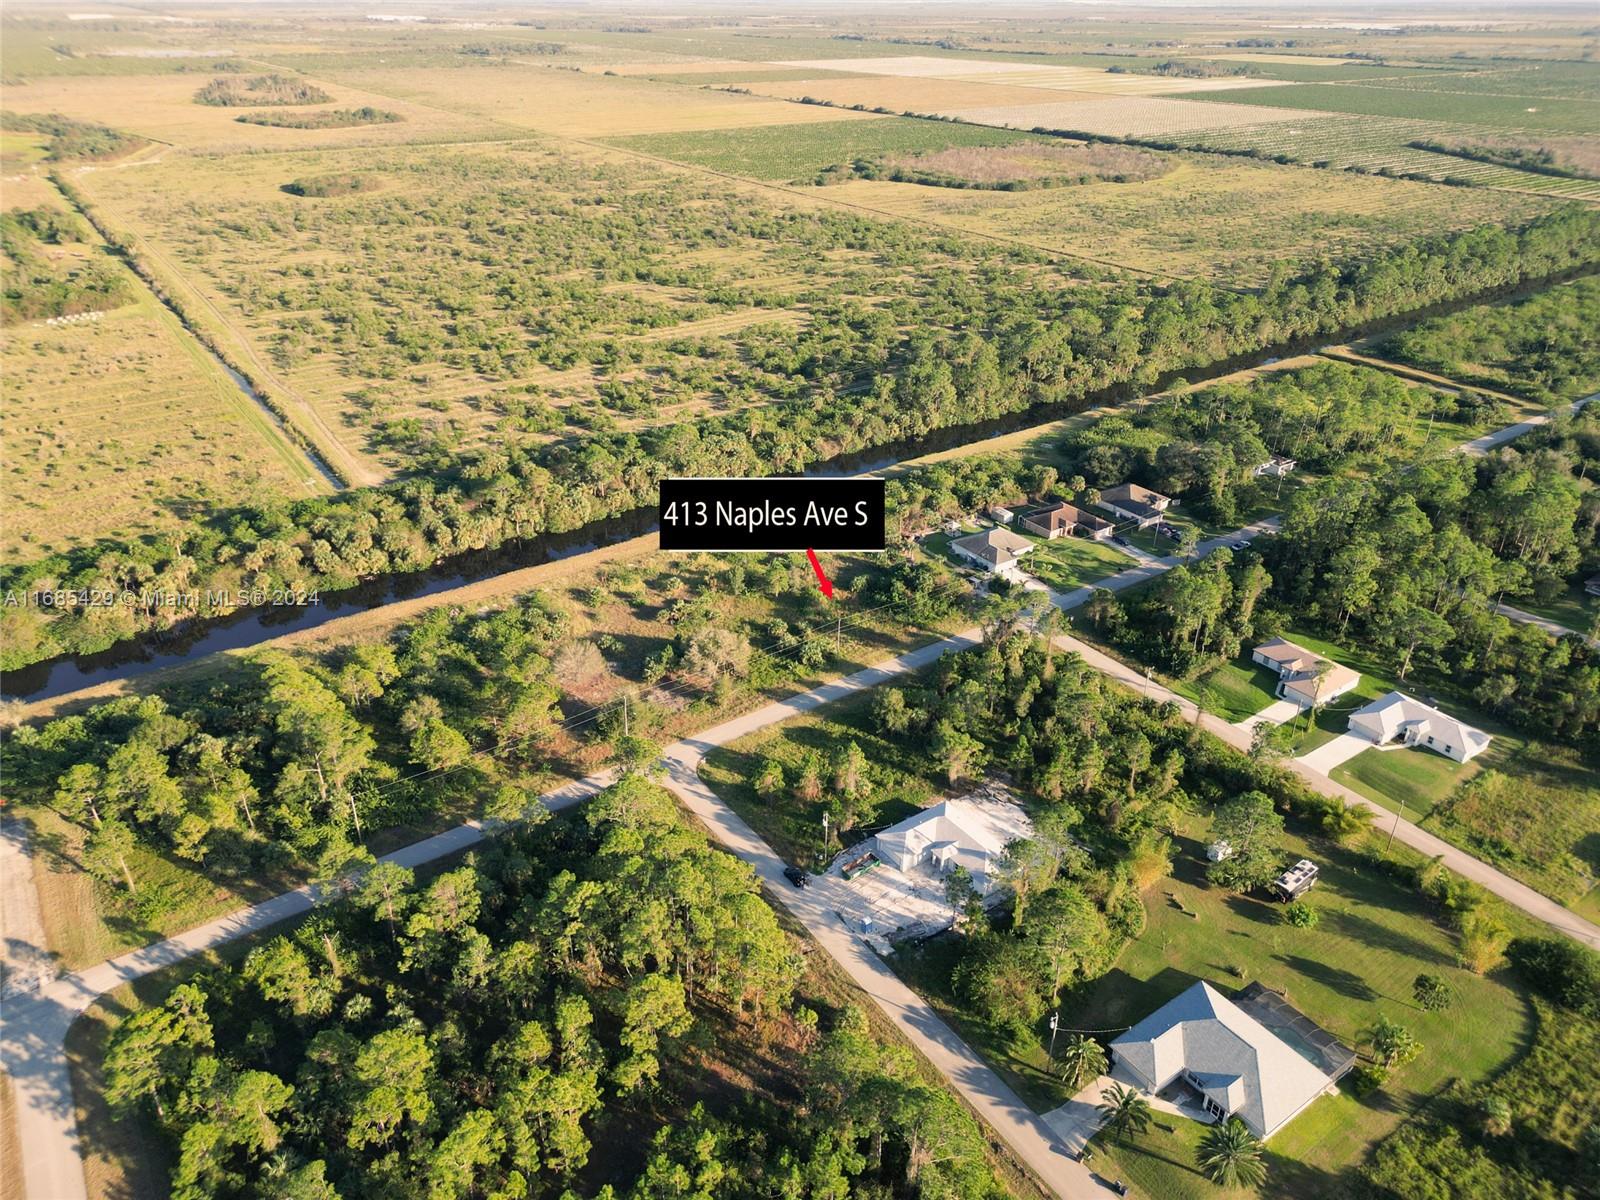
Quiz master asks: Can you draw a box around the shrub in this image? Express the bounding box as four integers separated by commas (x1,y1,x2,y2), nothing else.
1412,972,1453,1012
1284,900,1318,928
1507,936,1600,1016
1346,1064,1388,1097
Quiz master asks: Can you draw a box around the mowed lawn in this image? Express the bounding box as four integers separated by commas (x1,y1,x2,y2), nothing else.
607,116,1045,179
1020,530,1136,591
1171,651,1282,723
1081,820,1534,1199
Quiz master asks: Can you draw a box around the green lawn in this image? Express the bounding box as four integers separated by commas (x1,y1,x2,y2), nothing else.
1332,746,1474,824
1179,82,1600,132
1021,532,1136,591
1081,818,1535,1199
1171,653,1282,723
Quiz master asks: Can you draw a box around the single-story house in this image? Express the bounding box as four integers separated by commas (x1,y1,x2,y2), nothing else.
1095,483,1175,528
1110,981,1346,1140
1021,502,1114,541
870,796,1033,896
950,528,1034,577
1251,638,1361,709
1347,691,1492,763
1254,455,1297,478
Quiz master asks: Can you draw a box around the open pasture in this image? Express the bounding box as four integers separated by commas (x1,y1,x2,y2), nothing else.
74,137,1082,482
1179,80,1600,134
1163,115,1600,200
0,182,323,559
735,73,1114,114
291,60,892,138
608,116,1045,180
823,158,1552,284
777,54,1296,95
0,71,485,153
943,94,1314,138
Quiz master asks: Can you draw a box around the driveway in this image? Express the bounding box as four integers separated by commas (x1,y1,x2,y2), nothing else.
1296,733,1374,775
1234,698,1301,731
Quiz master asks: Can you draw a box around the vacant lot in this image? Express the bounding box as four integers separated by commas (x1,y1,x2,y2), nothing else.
0,177,323,560
73,137,1083,481
824,158,1548,284
609,116,1045,179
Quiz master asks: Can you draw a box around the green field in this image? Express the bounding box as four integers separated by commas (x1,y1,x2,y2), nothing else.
608,116,1046,179
1171,653,1283,723
1182,82,1600,133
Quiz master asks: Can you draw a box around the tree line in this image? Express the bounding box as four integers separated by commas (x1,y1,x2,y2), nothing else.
104,776,1009,1200
6,205,1598,670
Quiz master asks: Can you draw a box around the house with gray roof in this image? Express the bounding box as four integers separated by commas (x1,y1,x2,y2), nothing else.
1347,691,1491,763
1109,981,1345,1139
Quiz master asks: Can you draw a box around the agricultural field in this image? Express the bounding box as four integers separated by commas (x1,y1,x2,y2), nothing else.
609,116,1047,180
1183,80,1600,134
817,158,1552,285
0,174,325,564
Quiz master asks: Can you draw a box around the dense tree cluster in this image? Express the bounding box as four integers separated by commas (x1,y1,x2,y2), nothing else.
1380,275,1600,404
1062,361,1506,524
6,197,1596,670
236,107,401,129
0,202,132,322
104,778,1008,1200
0,110,145,161
192,73,331,106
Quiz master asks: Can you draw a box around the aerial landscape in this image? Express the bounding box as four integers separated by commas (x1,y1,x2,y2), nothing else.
0,1,1597,1198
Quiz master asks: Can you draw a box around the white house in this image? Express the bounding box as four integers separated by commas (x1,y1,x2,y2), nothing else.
950,528,1034,578
1251,638,1360,709
1095,483,1174,528
988,504,1019,526
1347,692,1492,763
870,796,1033,897
1254,455,1297,478
1110,981,1343,1140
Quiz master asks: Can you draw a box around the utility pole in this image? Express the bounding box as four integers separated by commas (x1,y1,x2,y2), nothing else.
1048,1010,1061,1059
1387,796,1406,852
835,613,842,652
622,691,630,738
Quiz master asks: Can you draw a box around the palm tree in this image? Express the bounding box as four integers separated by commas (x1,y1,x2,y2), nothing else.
1480,1095,1513,1137
1053,1035,1108,1090
1370,1016,1421,1068
1197,1118,1268,1188
1322,800,1375,844
1097,1082,1152,1144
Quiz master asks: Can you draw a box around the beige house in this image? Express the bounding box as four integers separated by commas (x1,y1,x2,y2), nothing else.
1096,483,1175,528
1021,502,1114,541
1255,455,1297,478
1251,638,1360,709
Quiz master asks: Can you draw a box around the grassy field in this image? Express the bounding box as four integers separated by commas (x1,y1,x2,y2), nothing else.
608,116,1044,180
1170,652,1282,723
823,158,1549,285
1181,81,1600,134
67,135,1076,482
1078,817,1535,1199
1022,533,1138,592
0,175,325,559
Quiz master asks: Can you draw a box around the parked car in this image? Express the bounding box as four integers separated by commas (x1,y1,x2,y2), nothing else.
1159,525,1181,541
1112,535,1131,548
783,865,809,888
1230,539,1252,551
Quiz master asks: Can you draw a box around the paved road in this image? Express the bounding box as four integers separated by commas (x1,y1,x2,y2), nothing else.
4,395,1594,1196
1456,390,1595,456
1494,601,1587,641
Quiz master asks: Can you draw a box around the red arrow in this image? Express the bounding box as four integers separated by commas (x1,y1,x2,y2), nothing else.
805,548,834,599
